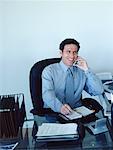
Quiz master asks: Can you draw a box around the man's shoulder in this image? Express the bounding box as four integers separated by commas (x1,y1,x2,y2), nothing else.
42,62,60,73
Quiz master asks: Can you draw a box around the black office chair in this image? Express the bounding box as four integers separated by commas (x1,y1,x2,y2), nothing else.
29,58,61,116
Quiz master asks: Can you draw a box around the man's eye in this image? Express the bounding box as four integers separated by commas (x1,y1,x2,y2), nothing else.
73,51,78,55
67,50,71,53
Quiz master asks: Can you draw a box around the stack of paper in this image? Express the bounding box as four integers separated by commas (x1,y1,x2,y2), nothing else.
36,123,79,142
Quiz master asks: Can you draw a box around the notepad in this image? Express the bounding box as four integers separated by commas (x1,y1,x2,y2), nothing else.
59,106,95,120
74,106,95,117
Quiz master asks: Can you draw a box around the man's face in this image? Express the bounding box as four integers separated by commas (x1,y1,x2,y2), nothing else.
60,44,78,67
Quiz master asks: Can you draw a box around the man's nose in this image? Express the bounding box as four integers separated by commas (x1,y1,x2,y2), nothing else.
69,52,75,58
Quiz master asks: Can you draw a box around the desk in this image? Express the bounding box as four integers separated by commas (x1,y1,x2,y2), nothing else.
16,118,113,150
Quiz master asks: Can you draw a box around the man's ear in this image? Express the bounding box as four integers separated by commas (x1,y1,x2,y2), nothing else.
59,50,62,58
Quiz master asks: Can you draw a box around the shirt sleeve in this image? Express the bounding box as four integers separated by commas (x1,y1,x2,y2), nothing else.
42,66,63,113
84,69,104,96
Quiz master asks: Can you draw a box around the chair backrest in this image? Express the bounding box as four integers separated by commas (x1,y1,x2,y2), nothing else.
29,58,61,115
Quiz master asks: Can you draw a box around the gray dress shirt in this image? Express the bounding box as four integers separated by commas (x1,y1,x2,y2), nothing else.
42,61,104,112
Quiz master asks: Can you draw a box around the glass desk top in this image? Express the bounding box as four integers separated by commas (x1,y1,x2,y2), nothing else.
15,117,113,150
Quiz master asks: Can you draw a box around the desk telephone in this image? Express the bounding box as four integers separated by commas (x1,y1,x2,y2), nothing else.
87,118,108,135
104,81,113,90
96,72,112,82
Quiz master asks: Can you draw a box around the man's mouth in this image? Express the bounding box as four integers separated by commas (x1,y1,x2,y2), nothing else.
68,59,74,63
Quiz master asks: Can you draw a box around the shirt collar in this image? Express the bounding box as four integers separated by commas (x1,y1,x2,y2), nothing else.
60,60,74,74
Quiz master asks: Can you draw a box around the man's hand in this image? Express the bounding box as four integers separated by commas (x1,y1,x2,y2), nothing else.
75,56,88,71
60,104,72,115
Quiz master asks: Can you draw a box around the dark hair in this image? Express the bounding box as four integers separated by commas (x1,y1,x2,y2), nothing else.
59,38,80,52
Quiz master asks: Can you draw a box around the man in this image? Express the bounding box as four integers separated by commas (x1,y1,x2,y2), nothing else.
42,38,104,122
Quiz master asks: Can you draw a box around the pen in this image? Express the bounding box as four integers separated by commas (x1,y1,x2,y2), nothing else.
64,104,72,114
12,142,19,150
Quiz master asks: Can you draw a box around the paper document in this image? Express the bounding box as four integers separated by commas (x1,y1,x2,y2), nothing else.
65,110,82,120
74,106,95,116
36,123,78,138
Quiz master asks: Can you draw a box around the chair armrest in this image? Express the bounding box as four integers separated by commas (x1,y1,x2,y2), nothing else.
30,108,57,116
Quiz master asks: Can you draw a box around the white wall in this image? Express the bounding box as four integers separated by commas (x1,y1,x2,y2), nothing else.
0,0,113,118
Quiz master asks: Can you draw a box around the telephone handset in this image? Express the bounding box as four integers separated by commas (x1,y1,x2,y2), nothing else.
73,56,83,66
74,60,79,65
73,59,79,66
